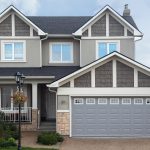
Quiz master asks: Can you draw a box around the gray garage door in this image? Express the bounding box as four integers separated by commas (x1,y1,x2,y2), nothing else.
72,97,150,137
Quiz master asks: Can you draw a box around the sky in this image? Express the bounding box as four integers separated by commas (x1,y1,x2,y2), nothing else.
0,0,149,66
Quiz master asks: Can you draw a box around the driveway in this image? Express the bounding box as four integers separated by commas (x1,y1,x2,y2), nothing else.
60,137,150,150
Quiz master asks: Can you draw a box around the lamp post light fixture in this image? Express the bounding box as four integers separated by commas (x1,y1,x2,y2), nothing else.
15,72,25,150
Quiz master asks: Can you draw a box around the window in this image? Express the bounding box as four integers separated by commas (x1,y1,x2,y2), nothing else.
50,42,73,63
134,98,143,104
98,98,107,104
110,98,119,104
1,41,26,61
74,98,83,104
146,98,150,105
122,98,131,104
96,41,119,58
86,98,95,104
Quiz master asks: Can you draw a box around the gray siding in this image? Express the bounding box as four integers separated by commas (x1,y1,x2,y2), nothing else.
127,30,134,36
42,38,80,66
15,15,30,36
95,61,112,87
117,61,134,87
33,29,38,36
138,72,150,87
91,15,106,36
109,15,124,36
60,82,70,87
0,39,41,67
74,71,91,87
82,29,88,37
0,15,12,36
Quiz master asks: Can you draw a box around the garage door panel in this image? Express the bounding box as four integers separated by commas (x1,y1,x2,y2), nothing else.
72,97,150,137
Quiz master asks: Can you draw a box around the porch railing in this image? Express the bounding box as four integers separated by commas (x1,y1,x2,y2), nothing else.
0,107,32,123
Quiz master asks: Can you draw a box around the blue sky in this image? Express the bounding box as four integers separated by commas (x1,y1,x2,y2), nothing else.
0,0,150,66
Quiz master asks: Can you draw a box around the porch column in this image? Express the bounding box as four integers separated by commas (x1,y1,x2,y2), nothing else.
32,83,38,109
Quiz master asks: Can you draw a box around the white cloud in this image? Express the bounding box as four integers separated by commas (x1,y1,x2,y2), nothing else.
0,0,40,15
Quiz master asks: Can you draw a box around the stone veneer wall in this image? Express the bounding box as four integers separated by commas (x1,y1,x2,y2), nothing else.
21,109,38,131
56,112,70,135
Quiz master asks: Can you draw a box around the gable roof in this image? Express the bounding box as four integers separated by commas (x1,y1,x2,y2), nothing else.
47,52,150,88
0,5,46,35
73,5,142,36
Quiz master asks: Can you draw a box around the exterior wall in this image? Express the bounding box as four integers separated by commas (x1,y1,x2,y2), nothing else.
74,71,91,87
95,61,112,87
60,82,70,87
42,38,80,66
82,29,88,37
15,15,30,36
80,39,135,66
91,15,106,36
138,72,150,87
21,109,38,131
56,112,70,135
117,61,134,87
0,39,41,67
0,15,12,36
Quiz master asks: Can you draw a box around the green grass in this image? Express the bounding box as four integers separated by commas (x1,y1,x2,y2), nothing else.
0,147,57,150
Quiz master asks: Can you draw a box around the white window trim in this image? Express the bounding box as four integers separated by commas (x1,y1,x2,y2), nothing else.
98,98,107,104
49,42,73,63
122,98,131,105
96,40,120,59
146,98,150,105
86,98,95,104
110,98,119,105
1,40,26,62
134,98,143,105
74,98,83,105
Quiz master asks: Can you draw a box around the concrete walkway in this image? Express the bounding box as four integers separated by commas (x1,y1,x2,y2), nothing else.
60,137,150,150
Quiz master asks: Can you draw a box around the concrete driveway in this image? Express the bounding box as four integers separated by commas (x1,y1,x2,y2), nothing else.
60,137,150,150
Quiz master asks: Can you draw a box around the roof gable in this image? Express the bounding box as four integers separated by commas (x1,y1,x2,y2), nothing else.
0,5,46,35
73,5,142,37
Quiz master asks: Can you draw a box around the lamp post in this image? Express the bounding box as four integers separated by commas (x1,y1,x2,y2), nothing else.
15,72,25,150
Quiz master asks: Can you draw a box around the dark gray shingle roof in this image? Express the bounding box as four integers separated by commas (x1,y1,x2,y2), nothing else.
0,66,80,81
27,16,138,34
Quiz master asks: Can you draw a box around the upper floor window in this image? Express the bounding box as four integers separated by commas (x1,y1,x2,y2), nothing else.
96,40,120,59
1,40,26,62
50,42,73,63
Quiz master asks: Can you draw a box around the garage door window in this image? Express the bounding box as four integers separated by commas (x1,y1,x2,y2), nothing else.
98,98,107,104
110,98,119,104
146,98,150,104
122,98,131,104
86,98,95,104
134,98,143,105
74,98,83,104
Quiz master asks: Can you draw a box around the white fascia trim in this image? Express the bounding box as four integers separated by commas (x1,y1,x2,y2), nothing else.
47,52,150,88
57,110,70,112
73,5,142,36
0,6,46,35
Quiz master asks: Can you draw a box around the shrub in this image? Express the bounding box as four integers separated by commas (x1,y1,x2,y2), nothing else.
0,137,16,147
55,132,64,142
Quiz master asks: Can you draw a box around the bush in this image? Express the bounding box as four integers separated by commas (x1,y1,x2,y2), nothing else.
0,137,16,147
37,132,64,145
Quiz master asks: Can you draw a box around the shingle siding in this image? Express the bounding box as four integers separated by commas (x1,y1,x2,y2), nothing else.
91,15,106,36
82,29,88,37
74,72,91,87
15,15,30,36
60,82,70,87
138,72,150,87
117,61,134,87
0,15,12,36
127,30,133,36
109,15,124,36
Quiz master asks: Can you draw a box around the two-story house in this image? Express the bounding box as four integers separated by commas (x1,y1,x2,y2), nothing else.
0,4,150,137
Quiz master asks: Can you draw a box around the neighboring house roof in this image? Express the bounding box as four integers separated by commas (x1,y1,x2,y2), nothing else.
48,52,150,88
0,66,80,80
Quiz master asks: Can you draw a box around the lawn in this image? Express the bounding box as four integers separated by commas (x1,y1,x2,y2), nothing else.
1,147,57,150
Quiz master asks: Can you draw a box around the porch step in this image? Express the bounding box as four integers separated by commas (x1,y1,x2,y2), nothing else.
38,121,56,131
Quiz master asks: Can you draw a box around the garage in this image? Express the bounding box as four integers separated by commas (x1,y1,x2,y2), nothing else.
72,97,150,137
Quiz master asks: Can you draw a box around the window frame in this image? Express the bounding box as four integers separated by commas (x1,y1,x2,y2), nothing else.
98,98,107,104
96,40,120,59
86,98,95,104
1,40,26,62
49,42,73,63
110,98,119,105
134,98,143,105
74,98,84,105
122,98,131,105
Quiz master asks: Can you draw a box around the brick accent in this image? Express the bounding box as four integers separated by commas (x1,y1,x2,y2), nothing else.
21,109,38,131
56,112,70,135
